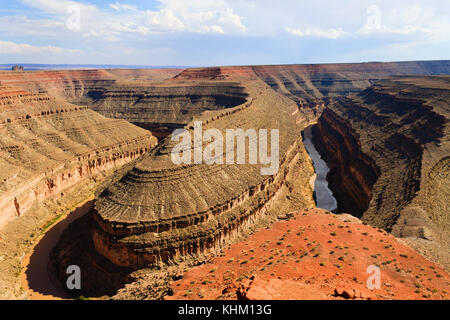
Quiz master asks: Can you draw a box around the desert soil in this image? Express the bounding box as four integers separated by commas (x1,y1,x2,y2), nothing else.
167,209,450,300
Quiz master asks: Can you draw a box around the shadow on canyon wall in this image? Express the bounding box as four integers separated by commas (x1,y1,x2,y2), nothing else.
24,200,94,299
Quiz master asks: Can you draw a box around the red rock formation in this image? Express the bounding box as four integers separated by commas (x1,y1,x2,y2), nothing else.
167,209,450,300
0,68,183,103
90,81,306,268
175,61,450,104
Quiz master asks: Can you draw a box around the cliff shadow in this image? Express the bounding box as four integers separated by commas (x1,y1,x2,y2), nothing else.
48,211,135,298
24,200,94,299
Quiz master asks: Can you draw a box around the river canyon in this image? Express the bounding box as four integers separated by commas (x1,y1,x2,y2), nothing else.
0,61,449,300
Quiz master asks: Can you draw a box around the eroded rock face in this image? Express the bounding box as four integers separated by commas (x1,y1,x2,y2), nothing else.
90,80,309,268
87,82,249,137
3,63,449,299
0,70,116,102
0,69,182,103
312,109,381,217
0,84,158,228
312,76,450,268
175,61,450,104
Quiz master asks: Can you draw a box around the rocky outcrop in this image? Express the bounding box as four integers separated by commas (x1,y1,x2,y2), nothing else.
86,82,249,137
11,65,24,71
0,84,158,228
175,61,450,104
0,68,182,104
0,70,116,102
312,76,450,268
312,109,381,217
89,81,308,268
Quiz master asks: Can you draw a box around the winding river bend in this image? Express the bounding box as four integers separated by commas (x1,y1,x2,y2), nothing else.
22,126,337,299
303,126,338,212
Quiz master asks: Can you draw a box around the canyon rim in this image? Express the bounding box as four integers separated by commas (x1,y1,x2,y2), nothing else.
0,0,449,308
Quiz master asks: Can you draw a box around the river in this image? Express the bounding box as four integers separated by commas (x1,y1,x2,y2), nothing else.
302,126,338,212
20,127,337,299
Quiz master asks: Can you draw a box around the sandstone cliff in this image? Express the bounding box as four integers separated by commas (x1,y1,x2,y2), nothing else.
89,80,311,269
86,82,249,137
0,68,181,104
313,76,450,268
2,62,448,300
0,84,157,228
175,61,450,104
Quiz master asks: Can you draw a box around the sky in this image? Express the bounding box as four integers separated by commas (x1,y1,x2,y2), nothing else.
0,0,449,66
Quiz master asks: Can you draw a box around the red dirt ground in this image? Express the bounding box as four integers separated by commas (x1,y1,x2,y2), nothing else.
166,209,450,300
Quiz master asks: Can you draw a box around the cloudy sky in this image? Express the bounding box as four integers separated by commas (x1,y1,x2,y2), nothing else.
0,0,449,66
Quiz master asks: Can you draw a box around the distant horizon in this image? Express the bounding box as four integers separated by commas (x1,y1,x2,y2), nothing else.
0,63,189,70
1,59,449,71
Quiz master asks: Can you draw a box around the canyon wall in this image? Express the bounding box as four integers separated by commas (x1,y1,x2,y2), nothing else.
89,80,312,268
312,109,381,217
0,70,250,137
312,76,449,266
0,70,116,102
86,82,249,136
175,61,450,104
0,68,182,103
0,84,157,228
2,61,448,138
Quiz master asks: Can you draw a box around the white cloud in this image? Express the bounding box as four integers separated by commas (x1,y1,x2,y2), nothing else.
359,24,431,36
0,40,82,55
218,8,247,33
21,0,96,15
286,26,346,39
145,8,185,32
6,0,449,64
357,4,450,40
19,0,247,37
109,3,137,12
202,25,224,34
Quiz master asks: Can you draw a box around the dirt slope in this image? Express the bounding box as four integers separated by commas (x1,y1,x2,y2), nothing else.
167,209,449,300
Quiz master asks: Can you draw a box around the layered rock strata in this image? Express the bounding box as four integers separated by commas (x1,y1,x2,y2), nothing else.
175,61,450,104
312,76,449,267
90,81,306,268
0,70,116,102
0,84,157,228
0,69,181,100
2,61,448,138
312,109,381,216
86,82,249,137
316,76,450,230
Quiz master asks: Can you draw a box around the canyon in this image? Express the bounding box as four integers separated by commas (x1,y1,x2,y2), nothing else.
0,61,448,300
313,76,450,269
0,83,157,229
